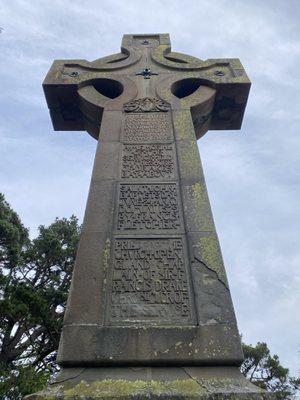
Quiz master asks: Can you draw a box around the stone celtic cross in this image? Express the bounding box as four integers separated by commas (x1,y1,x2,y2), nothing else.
43,33,251,368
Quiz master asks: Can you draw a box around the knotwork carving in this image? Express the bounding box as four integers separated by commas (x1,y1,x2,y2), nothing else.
123,97,170,113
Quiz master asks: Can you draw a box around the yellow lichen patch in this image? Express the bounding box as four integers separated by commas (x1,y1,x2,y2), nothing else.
102,238,110,270
34,376,264,399
152,46,202,71
150,379,204,397
228,58,244,70
152,45,171,65
64,379,148,398
102,238,110,292
159,85,172,103
173,111,195,141
181,71,204,79
78,71,111,84
179,140,200,179
197,376,242,392
190,183,214,232
232,76,250,83
57,378,205,399
179,92,199,109
199,236,227,284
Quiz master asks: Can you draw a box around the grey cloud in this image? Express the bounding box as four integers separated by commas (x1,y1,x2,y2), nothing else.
0,0,299,376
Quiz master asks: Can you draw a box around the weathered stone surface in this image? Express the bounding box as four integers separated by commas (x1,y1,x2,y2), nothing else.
56,324,243,366
108,237,192,323
25,367,274,399
41,32,252,366
28,32,262,399
120,144,176,180
123,112,172,142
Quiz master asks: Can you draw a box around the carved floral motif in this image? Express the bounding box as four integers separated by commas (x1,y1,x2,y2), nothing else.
123,97,170,113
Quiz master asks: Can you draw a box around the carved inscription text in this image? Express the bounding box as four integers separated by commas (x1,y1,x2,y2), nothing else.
117,184,181,230
123,113,172,142
110,238,191,322
121,144,175,179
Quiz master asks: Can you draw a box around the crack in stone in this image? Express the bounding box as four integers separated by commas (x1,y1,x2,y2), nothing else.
182,367,212,395
194,256,229,291
51,368,86,385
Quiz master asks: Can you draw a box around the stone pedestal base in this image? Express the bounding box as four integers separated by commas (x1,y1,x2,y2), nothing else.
26,366,274,399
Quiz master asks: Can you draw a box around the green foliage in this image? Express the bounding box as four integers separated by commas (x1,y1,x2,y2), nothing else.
0,366,49,399
0,194,299,399
0,193,81,399
241,341,300,399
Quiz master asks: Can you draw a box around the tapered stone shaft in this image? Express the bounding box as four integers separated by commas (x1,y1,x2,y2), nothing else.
42,33,251,367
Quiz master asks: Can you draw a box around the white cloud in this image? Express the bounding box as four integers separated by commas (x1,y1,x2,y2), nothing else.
0,0,299,377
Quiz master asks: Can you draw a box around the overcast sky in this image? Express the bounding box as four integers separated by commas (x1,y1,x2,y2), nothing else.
0,0,299,376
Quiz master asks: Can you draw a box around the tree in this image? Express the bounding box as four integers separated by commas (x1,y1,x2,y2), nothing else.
241,341,300,399
0,194,299,399
0,193,80,399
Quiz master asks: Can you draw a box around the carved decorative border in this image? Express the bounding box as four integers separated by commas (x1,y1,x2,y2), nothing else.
123,97,170,113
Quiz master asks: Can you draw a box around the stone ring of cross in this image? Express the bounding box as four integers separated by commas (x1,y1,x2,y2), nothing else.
42,32,251,370
27,32,276,400
44,33,250,141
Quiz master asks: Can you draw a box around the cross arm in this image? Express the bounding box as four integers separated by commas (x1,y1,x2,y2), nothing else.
155,56,251,137
43,57,138,139
42,36,145,138
43,60,87,132
198,58,251,131
43,59,122,138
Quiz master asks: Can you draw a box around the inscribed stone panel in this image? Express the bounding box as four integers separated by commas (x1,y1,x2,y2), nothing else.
121,144,175,179
123,113,172,142
109,238,192,323
117,183,181,231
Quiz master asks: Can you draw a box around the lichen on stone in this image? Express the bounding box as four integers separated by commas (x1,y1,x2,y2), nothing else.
180,139,200,178
173,110,195,141
190,183,214,232
199,236,227,285
102,238,110,292
38,378,206,399
26,375,269,399
64,379,148,398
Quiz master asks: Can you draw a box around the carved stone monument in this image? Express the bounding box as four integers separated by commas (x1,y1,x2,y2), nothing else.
28,34,272,399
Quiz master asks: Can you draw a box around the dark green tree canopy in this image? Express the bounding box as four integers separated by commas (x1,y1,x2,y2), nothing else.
0,193,299,399
241,341,300,400
0,193,80,398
